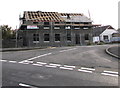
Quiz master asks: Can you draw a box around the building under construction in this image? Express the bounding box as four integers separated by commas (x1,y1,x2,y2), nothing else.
18,11,99,47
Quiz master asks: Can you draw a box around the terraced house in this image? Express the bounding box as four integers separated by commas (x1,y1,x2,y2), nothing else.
18,11,99,47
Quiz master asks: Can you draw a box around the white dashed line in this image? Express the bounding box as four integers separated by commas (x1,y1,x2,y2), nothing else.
49,63,61,66
8,61,17,63
81,67,95,71
0,60,7,62
103,70,118,74
36,62,47,65
45,65,57,68
60,67,74,70
63,65,76,68
18,60,33,64
32,63,43,66
101,73,118,77
78,69,93,73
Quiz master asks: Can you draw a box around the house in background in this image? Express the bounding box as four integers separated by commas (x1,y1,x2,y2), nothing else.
93,25,120,43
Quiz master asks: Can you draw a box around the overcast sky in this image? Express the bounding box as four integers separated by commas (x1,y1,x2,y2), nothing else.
0,0,119,29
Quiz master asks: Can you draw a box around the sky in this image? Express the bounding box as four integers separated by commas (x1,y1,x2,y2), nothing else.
0,0,119,29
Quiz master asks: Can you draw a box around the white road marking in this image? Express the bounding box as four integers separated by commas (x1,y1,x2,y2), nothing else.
36,62,47,65
101,73,118,77
27,53,52,61
19,83,37,88
32,63,43,66
0,60,7,62
103,70,118,74
18,60,33,64
45,65,57,68
19,83,30,87
8,61,17,63
60,67,74,70
59,48,76,52
49,63,61,66
81,67,95,71
63,65,76,68
78,69,93,73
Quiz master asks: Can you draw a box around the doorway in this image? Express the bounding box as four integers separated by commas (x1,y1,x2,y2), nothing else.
75,34,80,44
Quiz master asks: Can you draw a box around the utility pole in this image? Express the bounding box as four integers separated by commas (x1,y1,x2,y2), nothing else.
15,26,18,48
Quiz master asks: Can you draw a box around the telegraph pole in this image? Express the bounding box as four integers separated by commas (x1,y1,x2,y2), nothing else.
15,26,18,48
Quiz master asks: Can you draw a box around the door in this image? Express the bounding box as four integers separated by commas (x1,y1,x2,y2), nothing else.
75,34,80,44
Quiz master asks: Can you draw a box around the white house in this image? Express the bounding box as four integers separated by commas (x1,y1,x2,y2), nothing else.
93,25,119,43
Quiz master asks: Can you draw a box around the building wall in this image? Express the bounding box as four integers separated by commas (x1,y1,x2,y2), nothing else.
100,29,118,42
18,22,93,47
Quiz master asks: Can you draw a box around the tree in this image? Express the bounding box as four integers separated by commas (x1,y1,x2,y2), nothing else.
0,25,14,40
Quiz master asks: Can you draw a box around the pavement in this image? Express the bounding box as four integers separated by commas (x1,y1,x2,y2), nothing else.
106,45,120,59
0,46,55,52
1,44,119,87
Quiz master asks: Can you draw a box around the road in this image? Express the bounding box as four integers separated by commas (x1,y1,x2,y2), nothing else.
1,45,119,87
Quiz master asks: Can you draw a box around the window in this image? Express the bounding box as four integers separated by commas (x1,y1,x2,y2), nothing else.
44,26,50,29
54,26,60,29
66,22,71,24
33,34,39,43
85,34,89,40
33,22,38,24
55,34,60,41
65,26,71,29
83,27,89,29
44,22,49,25
103,35,108,40
55,22,59,24
67,34,71,41
74,26,80,29
44,34,50,41
74,22,79,24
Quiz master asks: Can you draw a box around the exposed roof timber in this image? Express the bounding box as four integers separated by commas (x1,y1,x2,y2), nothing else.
23,11,92,22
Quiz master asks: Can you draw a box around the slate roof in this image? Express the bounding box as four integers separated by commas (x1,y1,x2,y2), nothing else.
93,25,115,36
22,11,92,22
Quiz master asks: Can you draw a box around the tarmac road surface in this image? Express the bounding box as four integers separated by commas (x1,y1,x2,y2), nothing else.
1,44,119,87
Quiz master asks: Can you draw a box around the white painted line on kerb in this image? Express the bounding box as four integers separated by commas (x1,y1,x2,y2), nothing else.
63,65,76,68
60,67,74,70
81,67,95,71
103,70,118,74
27,53,52,61
101,73,118,77
0,60,7,62
32,63,43,66
36,62,47,65
45,65,57,68
8,61,17,63
78,69,93,73
49,63,61,66
19,83,37,88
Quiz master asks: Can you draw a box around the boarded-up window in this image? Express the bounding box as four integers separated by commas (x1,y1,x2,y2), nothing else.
67,34,71,41
85,34,89,40
44,34,50,41
55,34,60,41
33,34,39,41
